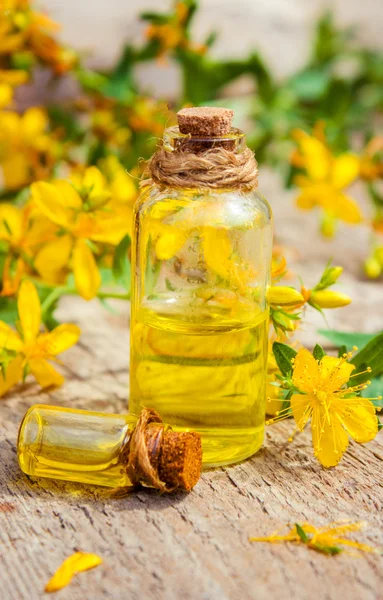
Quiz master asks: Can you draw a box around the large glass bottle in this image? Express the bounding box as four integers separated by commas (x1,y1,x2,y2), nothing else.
130,107,273,466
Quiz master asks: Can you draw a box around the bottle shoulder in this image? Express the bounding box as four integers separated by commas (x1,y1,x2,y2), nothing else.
136,185,272,228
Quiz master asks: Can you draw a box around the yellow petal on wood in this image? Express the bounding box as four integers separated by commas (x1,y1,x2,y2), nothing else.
331,153,360,189
72,239,101,300
45,324,81,356
0,356,23,398
18,280,41,343
28,358,64,389
45,552,103,593
31,181,72,228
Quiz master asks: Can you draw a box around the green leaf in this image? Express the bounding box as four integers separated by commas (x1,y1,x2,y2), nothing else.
289,69,330,102
295,524,309,543
350,333,383,385
310,543,342,555
272,342,297,377
0,297,18,325
361,377,383,411
313,344,326,362
112,234,131,289
318,329,378,349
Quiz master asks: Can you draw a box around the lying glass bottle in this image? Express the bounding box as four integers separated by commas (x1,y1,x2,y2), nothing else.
17,404,202,492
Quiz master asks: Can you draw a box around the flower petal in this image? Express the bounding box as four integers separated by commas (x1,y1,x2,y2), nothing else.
21,108,48,143
319,356,354,393
34,234,73,283
331,154,359,189
18,280,41,343
0,204,23,243
72,240,101,300
45,552,103,593
312,407,349,467
0,356,23,398
82,166,107,195
297,135,331,182
290,393,312,430
338,399,378,444
330,192,363,224
52,180,82,209
30,181,71,228
0,322,23,352
29,358,64,388
292,348,320,394
45,324,81,355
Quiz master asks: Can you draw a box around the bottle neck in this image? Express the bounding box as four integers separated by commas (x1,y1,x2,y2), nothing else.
162,125,247,155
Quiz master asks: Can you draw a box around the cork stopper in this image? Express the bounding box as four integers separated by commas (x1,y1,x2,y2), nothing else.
159,430,202,492
177,106,234,137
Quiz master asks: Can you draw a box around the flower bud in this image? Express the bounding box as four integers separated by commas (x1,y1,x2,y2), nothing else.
320,213,336,238
310,290,351,309
268,286,304,307
364,256,381,279
272,311,296,331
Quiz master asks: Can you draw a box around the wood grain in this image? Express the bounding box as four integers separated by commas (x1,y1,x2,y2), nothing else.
1,173,382,600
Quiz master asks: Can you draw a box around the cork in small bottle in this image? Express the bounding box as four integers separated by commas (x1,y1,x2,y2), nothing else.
176,106,235,152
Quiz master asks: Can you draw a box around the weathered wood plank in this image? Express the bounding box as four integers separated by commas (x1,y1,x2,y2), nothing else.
1,173,382,599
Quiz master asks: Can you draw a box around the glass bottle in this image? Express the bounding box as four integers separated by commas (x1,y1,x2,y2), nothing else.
17,404,202,491
130,107,273,467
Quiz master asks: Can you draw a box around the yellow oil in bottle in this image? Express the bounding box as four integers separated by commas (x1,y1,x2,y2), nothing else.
130,306,269,466
130,115,272,467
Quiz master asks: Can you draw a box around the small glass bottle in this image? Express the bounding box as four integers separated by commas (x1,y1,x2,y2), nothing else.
17,404,202,491
130,107,273,467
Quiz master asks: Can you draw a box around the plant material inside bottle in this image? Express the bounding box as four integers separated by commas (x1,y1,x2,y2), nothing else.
130,191,270,466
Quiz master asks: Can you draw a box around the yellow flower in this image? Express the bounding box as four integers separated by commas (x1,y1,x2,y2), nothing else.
145,3,206,60
267,348,379,467
98,156,138,235
0,280,80,396
0,107,58,189
0,0,76,74
292,128,362,233
91,110,131,148
0,202,58,294
250,521,378,555
31,167,130,299
45,552,102,593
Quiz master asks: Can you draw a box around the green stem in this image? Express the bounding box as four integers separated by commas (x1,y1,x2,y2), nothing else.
97,291,130,301
40,286,70,314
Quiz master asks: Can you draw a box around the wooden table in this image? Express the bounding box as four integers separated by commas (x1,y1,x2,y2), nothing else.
1,172,382,599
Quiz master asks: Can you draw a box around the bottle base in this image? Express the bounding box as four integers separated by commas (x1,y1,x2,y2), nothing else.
171,424,264,468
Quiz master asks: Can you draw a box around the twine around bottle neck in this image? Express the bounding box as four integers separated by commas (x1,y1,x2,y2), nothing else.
123,408,172,493
140,137,259,191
